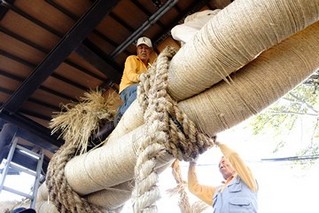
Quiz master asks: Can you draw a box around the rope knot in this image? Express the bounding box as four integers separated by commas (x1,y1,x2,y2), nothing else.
133,46,216,212
138,46,215,162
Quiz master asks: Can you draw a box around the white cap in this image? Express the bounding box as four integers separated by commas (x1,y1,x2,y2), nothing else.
136,36,152,48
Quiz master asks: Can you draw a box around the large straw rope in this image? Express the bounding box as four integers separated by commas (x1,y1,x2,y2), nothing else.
36,22,319,212
87,21,319,210
168,0,319,101
178,22,319,136
138,47,215,161
108,0,319,139
132,47,215,212
46,90,116,213
46,143,104,213
37,0,319,211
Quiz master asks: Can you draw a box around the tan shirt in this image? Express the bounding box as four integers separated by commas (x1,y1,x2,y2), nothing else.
188,144,258,205
119,55,148,93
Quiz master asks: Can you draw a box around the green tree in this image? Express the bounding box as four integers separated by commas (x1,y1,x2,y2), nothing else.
248,71,319,163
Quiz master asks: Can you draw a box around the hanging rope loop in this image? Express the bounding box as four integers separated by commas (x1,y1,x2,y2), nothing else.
133,46,216,213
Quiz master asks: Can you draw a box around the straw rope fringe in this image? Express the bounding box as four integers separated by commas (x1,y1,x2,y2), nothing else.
46,90,117,212
50,90,116,154
133,46,215,212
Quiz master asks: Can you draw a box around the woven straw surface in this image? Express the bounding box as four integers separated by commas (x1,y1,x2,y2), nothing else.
37,0,319,211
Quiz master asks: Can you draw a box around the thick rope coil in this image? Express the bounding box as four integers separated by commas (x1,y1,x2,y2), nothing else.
138,46,215,161
46,143,105,213
133,46,216,212
46,90,117,212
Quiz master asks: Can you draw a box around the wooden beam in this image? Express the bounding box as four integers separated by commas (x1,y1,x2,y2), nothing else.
2,0,118,113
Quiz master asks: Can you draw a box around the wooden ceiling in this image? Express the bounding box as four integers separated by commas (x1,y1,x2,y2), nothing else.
0,0,233,155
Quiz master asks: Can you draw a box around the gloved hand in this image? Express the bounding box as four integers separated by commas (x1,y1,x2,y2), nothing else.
189,155,198,166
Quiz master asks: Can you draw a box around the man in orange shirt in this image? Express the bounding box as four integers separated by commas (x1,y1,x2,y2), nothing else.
114,36,153,126
188,142,258,212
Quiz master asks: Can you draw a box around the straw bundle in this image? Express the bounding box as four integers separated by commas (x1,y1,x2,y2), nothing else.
50,89,117,154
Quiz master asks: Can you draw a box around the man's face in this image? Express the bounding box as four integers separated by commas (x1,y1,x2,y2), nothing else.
218,156,235,180
137,44,152,62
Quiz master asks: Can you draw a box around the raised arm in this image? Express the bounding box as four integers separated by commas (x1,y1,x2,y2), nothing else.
188,161,217,205
218,143,258,192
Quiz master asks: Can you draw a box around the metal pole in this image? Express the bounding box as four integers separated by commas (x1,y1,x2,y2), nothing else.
0,136,18,191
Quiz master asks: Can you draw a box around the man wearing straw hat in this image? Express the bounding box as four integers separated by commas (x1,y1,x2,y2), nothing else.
188,142,258,212
114,36,153,126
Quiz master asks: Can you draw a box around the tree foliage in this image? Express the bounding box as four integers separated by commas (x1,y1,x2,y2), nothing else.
248,71,319,164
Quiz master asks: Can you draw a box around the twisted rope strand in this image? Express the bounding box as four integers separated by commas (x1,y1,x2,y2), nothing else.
171,160,191,213
134,46,216,212
46,144,105,213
